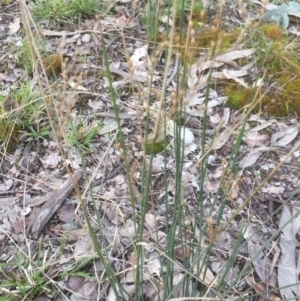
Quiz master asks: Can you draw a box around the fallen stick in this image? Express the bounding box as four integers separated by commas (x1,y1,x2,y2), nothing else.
26,169,83,239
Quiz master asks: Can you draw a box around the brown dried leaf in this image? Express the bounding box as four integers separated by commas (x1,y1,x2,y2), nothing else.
58,204,75,223
12,218,25,234
239,146,271,168
247,235,277,287
211,127,233,150
245,275,279,300
278,205,300,299
274,126,298,147
192,260,217,287
216,49,255,62
145,213,157,231
9,19,20,34
144,280,160,301
204,179,219,193
175,245,191,261
146,257,161,277
248,119,277,132
66,276,84,291
245,133,269,147
69,281,98,301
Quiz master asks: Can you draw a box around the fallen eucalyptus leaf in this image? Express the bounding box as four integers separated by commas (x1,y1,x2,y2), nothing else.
262,1,300,29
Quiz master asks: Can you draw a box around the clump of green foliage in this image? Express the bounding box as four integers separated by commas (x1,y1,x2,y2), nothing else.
67,118,100,154
0,0,13,4
33,0,101,25
16,39,35,74
16,38,47,75
0,83,49,152
191,2,206,23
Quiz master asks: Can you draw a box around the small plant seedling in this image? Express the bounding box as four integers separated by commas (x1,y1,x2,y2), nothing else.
67,118,100,154
0,251,53,300
0,84,48,151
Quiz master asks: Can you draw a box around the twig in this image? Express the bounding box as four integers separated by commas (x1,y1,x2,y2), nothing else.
166,53,180,87
26,170,83,239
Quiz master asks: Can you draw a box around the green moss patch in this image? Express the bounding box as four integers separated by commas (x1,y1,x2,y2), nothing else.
145,141,165,155
259,24,285,40
224,24,300,117
225,74,300,117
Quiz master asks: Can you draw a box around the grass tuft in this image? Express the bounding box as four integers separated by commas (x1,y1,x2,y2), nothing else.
33,0,101,25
